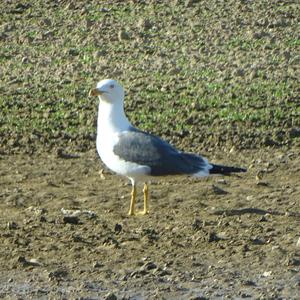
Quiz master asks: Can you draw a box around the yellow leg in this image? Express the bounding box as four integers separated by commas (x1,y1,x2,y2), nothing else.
142,183,149,215
128,184,137,216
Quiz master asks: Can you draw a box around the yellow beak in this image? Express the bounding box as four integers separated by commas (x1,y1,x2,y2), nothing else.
89,88,102,97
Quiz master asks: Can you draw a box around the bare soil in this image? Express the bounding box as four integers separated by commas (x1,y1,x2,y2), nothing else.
0,0,299,298
0,147,299,299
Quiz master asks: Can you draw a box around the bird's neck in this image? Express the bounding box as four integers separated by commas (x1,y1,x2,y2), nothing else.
97,100,130,133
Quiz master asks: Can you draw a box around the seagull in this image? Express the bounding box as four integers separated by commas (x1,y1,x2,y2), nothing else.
89,79,246,216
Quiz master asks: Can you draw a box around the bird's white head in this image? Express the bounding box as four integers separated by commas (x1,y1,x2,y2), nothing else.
89,79,124,104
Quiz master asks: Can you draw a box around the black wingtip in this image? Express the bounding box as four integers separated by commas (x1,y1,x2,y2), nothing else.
209,164,247,175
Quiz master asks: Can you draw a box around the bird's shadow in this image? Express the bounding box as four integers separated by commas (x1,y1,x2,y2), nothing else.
211,207,300,217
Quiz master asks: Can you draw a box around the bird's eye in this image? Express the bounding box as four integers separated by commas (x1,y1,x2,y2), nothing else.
109,84,115,89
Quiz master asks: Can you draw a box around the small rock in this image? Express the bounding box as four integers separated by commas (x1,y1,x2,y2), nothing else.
217,231,228,239
104,292,117,300
138,19,152,30
234,68,245,77
262,271,272,277
289,127,300,138
189,297,208,300
239,292,252,298
39,215,47,222
59,79,71,85
99,169,106,180
216,178,227,184
94,50,106,58
15,3,31,10
57,148,80,159
26,206,47,216
7,221,18,230
114,223,122,234
185,0,200,7
256,181,269,187
229,146,236,153
241,243,250,252
100,7,110,13
283,51,291,61
263,136,277,146
85,19,94,29
242,279,256,286
192,218,202,230
206,232,220,243
251,238,265,245
249,70,258,79
68,48,79,56
63,216,80,225
42,31,54,39
21,56,29,64
118,30,130,40
72,234,84,242
140,261,157,271
212,185,228,195
0,32,8,41
17,256,43,267
296,237,300,248
191,102,201,111
252,31,266,39
93,261,104,268
259,215,268,222
154,268,171,277
48,269,68,281
286,257,300,266
255,171,263,181
42,18,51,26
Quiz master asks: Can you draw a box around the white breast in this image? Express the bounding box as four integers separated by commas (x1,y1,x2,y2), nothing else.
96,130,150,182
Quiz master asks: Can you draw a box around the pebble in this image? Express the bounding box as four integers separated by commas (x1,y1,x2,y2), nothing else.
94,50,106,58
85,19,94,29
68,48,79,56
216,178,227,184
212,185,228,195
17,256,43,267
140,261,157,271
100,7,110,13
93,261,104,268
118,30,130,41
104,292,117,300
234,68,245,77
242,279,256,286
41,18,51,26
296,237,300,248
259,215,268,222
192,218,202,230
256,181,269,186
289,127,300,138
262,271,272,277
206,232,220,243
21,56,29,64
246,195,254,201
7,221,18,230
48,269,68,281
185,0,200,7
138,19,152,30
114,223,122,234
62,216,80,225
0,32,8,41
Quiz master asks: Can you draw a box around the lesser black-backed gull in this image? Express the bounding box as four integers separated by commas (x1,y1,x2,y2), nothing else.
89,79,246,216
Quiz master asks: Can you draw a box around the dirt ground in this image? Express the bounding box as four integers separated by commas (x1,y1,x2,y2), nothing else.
0,147,299,299
1,0,299,298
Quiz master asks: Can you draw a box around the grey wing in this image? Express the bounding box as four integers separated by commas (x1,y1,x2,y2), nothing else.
113,130,209,176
